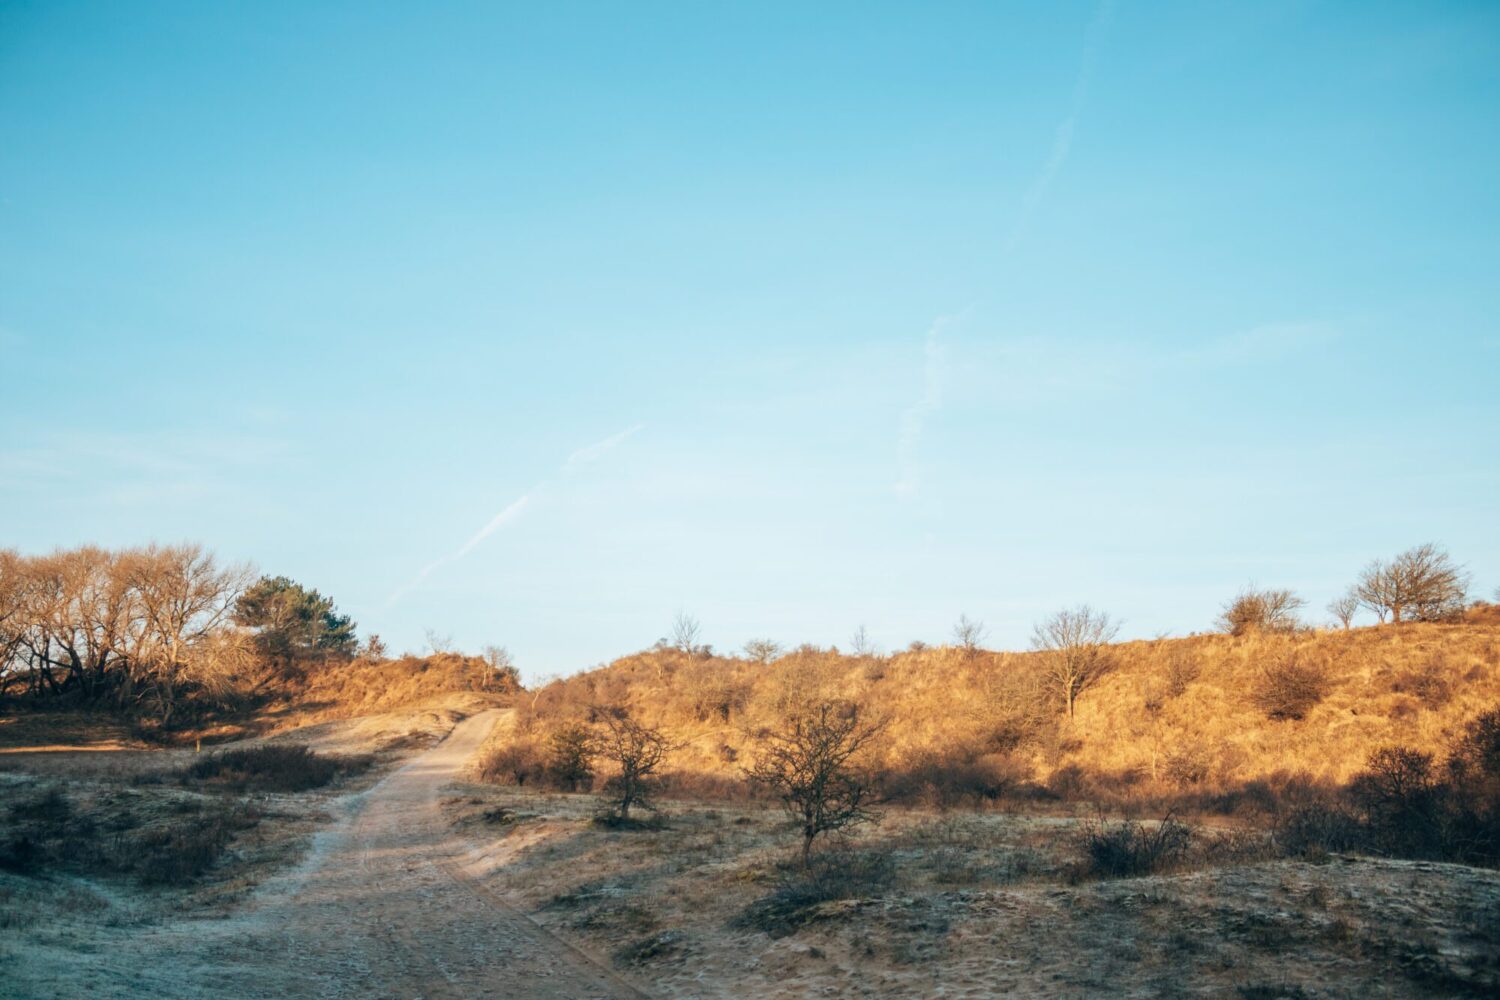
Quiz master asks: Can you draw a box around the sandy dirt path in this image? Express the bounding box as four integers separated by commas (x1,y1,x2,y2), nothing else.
7,710,647,1000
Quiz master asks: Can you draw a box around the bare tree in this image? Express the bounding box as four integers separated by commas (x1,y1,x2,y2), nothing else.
1328,590,1359,630
1217,587,1305,636
671,612,701,659
1356,544,1469,624
481,644,520,690
125,544,253,726
747,700,884,865
1031,605,1120,719
850,625,876,658
598,713,675,820
743,638,782,665
952,614,988,658
423,628,455,655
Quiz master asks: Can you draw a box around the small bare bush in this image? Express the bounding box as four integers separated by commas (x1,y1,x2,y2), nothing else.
734,847,897,937
478,741,546,786
1252,657,1327,720
1074,815,1193,879
1219,587,1305,636
1274,802,1364,860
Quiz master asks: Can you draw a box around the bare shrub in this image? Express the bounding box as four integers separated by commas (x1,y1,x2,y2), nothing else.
1391,659,1452,710
1218,587,1305,636
1074,815,1192,879
1274,802,1364,860
597,713,674,821
747,700,884,865
1252,657,1327,720
734,847,896,937
952,615,987,657
478,741,545,786
1164,649,1200,697
1351,746,1443,856
1163,744,1213,787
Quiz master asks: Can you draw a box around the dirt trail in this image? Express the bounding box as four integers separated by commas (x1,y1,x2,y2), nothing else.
6,710,646,1000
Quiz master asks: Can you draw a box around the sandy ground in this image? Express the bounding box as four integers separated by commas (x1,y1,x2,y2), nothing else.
444,786,1500,999
2,710,645,1000
5,706,1498,999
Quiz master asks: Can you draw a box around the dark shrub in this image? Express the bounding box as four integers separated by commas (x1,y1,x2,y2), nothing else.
1274,802,1364,860
1253,657,1327,721
478,742,545,787
1075,815,1192,879
545,725,597,792
184,744,372,792
735,848,897,937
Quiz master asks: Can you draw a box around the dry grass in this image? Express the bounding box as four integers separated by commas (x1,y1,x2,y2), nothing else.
511,622,1500,805
443,781,1500,998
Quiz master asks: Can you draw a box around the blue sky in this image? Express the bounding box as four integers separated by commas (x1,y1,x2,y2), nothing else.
3,1,1497,679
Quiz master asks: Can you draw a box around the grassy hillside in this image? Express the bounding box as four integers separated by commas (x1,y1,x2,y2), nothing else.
516,620,1500,802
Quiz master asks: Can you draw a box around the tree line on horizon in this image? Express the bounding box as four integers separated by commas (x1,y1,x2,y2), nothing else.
0,540,1483,728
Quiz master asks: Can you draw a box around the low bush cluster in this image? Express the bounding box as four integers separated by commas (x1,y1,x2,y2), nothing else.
0,784,260,885
735,848,898,937
1275,710,1500,866
182,744,374,792
1074,815,1193,879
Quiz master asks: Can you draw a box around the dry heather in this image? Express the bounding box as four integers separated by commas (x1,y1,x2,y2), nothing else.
444,782,1500,998
510,622,1500,803
250,653,518,735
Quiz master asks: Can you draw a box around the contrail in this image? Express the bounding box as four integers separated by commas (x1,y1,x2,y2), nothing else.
895,315,956,497
1004,0,1116,253
385,423,643,607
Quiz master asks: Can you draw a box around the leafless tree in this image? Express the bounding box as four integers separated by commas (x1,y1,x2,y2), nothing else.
598,713,675,820
125,544,253,726
423,628,455,655
671,612,701,659
1356,544,1469,624
1031,605,1120,719
1328,590,1359,630
481,644,519,690
747,700,885,865
850,625,876,658
952,614,988,658
1217,587,1305,636
743,638,782,665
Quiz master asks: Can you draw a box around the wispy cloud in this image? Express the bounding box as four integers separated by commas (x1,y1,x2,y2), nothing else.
895,315,958,498
386,423,644,607
1004,0,1116,253
565,422,644,472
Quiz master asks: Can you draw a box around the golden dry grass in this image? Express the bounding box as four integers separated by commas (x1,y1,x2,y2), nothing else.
517,622,1500,798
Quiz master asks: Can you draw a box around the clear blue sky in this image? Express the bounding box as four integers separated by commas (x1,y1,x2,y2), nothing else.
3,1,1497,679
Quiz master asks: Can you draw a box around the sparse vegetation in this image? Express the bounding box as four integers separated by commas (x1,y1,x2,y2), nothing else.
182,744,374,793
1219,587,1305,636
747,701,884,865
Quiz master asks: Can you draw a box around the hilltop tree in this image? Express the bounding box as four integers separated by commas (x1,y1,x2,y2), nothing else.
481,644,521,690
671,612,702,659
748,700,885,865
1328,590,1359,630
952,615,988,658
233,575,357,663
1355,544,1469,624
743,638,782,665
1217,587,1305,636
1032,605,1119,719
